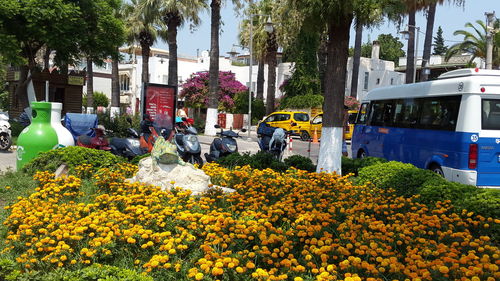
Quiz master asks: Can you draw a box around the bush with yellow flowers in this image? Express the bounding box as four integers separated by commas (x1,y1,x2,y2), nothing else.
1,162,499,281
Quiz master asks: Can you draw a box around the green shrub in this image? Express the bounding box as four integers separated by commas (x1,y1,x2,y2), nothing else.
216,152,289,172
23,146,126,176
357,161,444,197
455,189,500,219
284,155,316,172
0,258,20,280
341,156,387,176
419,179,478,204
97,112,141,138
280,94,324,109
84,91,109,108
8,264,152,281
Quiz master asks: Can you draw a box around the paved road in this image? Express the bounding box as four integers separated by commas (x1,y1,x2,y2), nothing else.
0,130,350,172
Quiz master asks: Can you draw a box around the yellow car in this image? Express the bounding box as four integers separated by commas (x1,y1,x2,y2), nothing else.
308,110,358,140
258,111,311,140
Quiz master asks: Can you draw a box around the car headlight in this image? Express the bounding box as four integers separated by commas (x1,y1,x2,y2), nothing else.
226,143,237,152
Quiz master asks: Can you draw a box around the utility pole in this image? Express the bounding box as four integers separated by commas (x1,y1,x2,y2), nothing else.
485,12,495,70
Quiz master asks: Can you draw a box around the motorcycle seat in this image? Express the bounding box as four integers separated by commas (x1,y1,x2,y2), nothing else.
78,135,92,146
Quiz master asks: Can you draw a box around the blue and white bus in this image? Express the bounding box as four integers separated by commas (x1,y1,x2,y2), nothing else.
352,69,500,188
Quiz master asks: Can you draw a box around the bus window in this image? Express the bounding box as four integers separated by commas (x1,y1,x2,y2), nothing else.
418,96,460,130
483,99,500,130
356,103,369,124
370,101,394,127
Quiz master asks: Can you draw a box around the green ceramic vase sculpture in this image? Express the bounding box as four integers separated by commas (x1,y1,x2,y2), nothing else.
16,102,59,170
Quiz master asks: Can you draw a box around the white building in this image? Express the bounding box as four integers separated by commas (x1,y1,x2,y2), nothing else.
346,42,405,102
86,42,403,114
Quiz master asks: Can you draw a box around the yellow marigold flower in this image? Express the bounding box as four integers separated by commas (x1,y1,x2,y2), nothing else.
439,266,449,274
294,277,303,281
195,273,203,280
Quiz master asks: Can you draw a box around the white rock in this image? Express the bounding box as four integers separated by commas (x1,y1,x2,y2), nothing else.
129,157,235,195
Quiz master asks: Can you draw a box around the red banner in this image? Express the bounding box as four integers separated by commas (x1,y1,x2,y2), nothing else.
143,84,176,122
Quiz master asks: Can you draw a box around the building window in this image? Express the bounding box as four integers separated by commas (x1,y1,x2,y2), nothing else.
120,74,130,91
363,72,369,90
391,78,394,85
376,78,380,85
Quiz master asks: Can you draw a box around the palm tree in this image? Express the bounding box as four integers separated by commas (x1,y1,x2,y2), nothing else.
446,20,500,68
124,0,164,86
238,13,269,101
205,0,243,136
350,19,363,98
143,0,206,87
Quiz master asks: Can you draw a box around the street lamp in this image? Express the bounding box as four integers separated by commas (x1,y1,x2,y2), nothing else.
400,25,422,83
247,13,273,139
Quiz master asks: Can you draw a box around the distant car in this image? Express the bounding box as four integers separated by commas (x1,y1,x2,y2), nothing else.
257,111,311,140
308,110,358,140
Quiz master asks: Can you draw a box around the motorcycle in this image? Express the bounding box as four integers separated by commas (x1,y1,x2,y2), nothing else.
257,124,292,161
76,125,111,151
173,117,203,167
0,112,12,151
139,114,173,153
109,128,146,160
205,125,246,162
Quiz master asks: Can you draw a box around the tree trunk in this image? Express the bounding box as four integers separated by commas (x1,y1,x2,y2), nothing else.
204,0,221,136
405,11,416,84
350,20,362,98
265,31,278,115
166,13,181,87
256,57,265,100
318,33,328,94
141,40,151,85
111,51,120,118
15,66,30,111
86,58,94,113
316,14,353,174
420,3,436,82
44,47,51,70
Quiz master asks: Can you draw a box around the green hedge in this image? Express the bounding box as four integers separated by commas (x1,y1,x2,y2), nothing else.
216,152,315,172
23,146,126,176
356,161,500,221
0,260,152,281
341,156,388,176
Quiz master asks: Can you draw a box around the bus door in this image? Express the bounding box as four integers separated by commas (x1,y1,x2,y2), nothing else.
476,98,500,186
366,100,394,158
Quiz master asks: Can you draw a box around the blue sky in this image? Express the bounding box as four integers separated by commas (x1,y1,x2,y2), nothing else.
156,0,499,58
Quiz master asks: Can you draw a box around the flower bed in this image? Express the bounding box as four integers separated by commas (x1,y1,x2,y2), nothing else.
1,163,499,281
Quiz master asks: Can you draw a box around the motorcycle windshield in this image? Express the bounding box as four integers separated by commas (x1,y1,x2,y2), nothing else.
153,113,173,130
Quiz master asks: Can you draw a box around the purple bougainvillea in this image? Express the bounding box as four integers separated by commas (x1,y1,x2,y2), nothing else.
179,71,248,112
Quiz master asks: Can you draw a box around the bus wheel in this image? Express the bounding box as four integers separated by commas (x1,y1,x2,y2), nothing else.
429,164,444,177
300,131,310,141
357,149,366,159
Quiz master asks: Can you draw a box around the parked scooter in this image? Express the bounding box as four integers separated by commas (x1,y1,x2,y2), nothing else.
205,125,246,162
173,117,203,166
110,118,148,160
76,125,111,151
0,112,12,151
257,123,293,161
139,114,173,152
109,127,147,160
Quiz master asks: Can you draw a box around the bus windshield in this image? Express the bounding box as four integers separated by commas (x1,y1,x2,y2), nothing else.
482,99,500,130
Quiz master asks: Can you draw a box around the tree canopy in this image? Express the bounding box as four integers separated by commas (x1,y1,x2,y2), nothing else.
349,33,406,66
0,0,83,67
179,71,247,112
432,26,448,55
